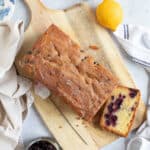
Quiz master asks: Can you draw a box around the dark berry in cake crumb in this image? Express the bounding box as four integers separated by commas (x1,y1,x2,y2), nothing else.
110,102,113,106
105,120,111,126
112,120,116,126
129,89,138,98
110,115,117,126
111,96,114,100
111,115,117,122
108,103,113,113
104,114,110,119
115,98,123,107
119,93,122,97
129,93,136,98
123,95,126,99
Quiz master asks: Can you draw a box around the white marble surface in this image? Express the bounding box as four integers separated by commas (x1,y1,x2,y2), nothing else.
12,0,149,149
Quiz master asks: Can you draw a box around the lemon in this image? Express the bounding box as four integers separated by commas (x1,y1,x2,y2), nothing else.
96,0,123,31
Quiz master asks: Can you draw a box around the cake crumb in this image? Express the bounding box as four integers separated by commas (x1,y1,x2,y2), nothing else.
89,45,99,50
58,126,62,128
76,124,79,127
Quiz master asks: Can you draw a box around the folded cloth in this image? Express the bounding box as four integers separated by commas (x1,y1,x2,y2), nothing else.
0,20,23,78
113,24,150,150
114,24,150,66
0,20,33,150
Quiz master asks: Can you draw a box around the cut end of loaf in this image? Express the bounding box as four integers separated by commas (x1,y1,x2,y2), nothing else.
100,86,140,137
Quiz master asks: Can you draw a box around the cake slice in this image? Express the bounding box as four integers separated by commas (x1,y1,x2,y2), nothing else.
100,86,140,137
15,24,118,121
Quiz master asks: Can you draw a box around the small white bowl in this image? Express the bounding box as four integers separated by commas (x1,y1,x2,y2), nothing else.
0,0,15,23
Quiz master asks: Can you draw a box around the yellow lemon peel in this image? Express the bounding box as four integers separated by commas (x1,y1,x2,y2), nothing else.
96,0,123,31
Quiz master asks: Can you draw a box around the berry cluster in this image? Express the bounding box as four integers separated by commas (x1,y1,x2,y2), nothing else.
105,94,126,126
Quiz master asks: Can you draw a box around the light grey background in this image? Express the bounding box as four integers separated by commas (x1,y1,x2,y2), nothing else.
12,0,149,150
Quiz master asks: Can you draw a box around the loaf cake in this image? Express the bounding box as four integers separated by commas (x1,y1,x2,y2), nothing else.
15,24,118,121
100,86,140,136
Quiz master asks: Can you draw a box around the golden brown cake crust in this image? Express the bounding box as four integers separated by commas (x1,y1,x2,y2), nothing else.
15,24,118,121
100,86,140,137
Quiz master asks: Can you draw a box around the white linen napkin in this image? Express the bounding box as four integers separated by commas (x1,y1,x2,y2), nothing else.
0,20,33,150
114,24,150,66
0,20,23,78
113,24,150,150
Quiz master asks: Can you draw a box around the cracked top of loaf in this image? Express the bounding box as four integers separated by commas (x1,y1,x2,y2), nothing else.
15,24,118,121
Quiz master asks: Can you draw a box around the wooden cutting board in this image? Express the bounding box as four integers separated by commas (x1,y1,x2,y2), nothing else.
22,0,146,149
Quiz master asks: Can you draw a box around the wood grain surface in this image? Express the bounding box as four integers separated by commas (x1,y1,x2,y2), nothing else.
21,0,146,149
